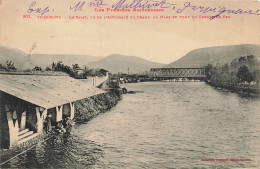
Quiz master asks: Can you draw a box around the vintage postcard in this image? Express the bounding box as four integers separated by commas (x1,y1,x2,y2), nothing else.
0,0,260,168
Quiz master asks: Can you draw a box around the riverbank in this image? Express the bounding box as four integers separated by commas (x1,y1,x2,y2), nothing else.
206,81,260,96
0,132,53,165
0,88,122,166
74,89,122,122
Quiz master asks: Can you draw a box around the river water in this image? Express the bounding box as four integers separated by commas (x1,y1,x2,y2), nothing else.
2,82,260,168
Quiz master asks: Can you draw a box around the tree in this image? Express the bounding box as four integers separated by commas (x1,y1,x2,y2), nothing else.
33,66,42,71
45,67,51,71
0,61,17,71
51,62,56,71
0,63,4,70
204,64,214,81
237,66,253,83
72,64,80,70
99,69,108,76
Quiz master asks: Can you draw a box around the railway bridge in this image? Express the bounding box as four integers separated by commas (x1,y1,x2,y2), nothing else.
150,68,206,81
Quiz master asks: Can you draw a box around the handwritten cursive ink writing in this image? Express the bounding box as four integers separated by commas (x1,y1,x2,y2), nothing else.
211,7,260,19
70,1,107,12
26,0,260,19
27,1,50,15
177,2,217,14
177,2,260,20
89,1,107,8
70,1,86,12
112,0,176,10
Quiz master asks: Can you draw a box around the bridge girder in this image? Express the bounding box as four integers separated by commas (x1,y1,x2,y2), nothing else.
150,68,206,78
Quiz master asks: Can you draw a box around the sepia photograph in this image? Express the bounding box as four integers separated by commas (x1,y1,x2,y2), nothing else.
0,0,260,168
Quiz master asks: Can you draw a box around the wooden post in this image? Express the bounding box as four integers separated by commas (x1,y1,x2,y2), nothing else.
20,111,26,130
69,102,75,120
5,105,19,148
36,107,47,134
35,107,41,133
56,105,63,122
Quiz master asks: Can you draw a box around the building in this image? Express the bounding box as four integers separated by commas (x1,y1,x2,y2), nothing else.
0,72,105,149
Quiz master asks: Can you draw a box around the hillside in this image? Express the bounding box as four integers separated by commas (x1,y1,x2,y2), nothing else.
0,46,164,73
30,54,103,68
86,54,165,73
0,46,103,70
0,46,34,70
166,44,260,68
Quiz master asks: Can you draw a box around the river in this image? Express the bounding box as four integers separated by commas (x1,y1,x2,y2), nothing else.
2,82,260,168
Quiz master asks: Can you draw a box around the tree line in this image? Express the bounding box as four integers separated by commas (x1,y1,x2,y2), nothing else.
0,60,108,79
45,61,108,78
204,55,260,90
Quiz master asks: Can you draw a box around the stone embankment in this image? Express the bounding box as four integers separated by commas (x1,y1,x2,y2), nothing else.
74,89,122,122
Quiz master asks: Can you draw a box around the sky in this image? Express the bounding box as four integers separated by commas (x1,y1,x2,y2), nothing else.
0,0,260,64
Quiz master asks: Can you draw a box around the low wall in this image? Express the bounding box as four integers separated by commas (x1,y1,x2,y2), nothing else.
79,75,109,87
74,89,122,122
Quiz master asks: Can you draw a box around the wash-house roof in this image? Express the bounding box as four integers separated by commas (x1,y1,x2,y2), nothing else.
0,73,105,109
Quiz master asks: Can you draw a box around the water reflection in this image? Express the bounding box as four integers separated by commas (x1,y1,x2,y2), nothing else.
2,82,260,168
2,133,104,168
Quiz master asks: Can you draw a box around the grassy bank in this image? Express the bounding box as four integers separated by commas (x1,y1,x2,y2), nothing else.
206,81,260,96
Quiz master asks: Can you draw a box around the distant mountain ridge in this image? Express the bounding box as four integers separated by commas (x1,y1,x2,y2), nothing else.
0,45,103,70
166,44,260,68
0,46,165,73
0,46,34,70
30,54,103,68
2,44,259,72
86,54,166,73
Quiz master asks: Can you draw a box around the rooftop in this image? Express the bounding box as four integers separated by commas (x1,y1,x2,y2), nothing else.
0,74,105,109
